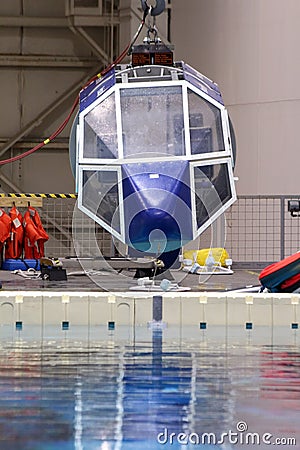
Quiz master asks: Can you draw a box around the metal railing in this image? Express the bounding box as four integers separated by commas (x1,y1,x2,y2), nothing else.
225,195,300,265
31,195,300,264
39,198,112,258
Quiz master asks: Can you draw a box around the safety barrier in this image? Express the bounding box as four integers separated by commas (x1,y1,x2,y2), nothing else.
0,193,77,198
1,194,300,264
225,195,300,265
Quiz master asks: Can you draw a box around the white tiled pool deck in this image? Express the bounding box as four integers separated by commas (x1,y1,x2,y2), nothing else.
0,288,299,329
0,261,299,331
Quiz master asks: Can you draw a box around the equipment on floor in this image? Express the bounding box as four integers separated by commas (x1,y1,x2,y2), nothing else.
182,247,233,275
10,257,67,281
40,257,66,281
2,258,40,271
130,277,191,292
259,252,300,293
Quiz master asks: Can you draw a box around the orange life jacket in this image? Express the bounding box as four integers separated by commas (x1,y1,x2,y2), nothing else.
23,206,49,259
0,208,12,258
5,205,24,259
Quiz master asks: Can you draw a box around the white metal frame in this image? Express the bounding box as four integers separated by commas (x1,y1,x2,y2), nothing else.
189,157,237,240
115,87,124,160
78,78,231,165
77,69,237,244
185,82,231,161
221,108,235,162
78,85,116,164
78,164,125,242
182,83,191,157
75,123,80,193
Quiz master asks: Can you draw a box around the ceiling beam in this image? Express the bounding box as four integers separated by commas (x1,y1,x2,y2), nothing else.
0,141,69,150
0,15,119,28
69,25,110,64
0,55,98,68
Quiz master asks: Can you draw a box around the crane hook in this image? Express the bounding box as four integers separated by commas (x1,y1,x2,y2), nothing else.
141,0,166,17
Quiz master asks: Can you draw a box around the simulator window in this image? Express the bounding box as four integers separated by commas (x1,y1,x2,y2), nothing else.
83,93,118,160
82,169,121,233
188,89,225,155
120,86,184,158
193,163,232,229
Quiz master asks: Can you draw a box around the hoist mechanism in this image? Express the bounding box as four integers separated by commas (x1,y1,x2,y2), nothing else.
69,2,237,269
140,0,166,17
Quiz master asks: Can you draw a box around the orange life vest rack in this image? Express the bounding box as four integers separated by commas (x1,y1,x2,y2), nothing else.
0,196,46,261
0,197,42,208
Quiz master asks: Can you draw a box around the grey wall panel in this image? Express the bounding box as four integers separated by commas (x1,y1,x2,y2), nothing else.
18,151,75,192
22,28,92,56
32,100,76,139
21,69,86,137
0,28,21,53
23,0,65,16
0,0,21,15
0,70,20,136
1,152,74,194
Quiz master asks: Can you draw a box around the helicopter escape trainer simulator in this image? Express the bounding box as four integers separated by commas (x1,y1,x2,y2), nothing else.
70,1,236,267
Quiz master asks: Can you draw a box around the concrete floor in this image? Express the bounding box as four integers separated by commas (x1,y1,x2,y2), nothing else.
0,258,261,292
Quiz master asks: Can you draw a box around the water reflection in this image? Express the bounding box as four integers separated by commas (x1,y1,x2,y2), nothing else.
121,330,194,445
0,330,299,449
261,350,300,400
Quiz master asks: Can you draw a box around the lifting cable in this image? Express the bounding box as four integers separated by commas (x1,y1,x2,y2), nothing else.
0,7,149,166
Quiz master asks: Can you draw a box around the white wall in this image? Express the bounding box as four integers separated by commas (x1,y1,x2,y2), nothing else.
172,0,300,195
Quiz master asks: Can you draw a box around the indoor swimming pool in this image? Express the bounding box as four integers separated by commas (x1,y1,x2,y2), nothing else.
0,325,299,450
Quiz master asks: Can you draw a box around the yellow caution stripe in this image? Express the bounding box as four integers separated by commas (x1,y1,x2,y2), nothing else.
0,193,77,199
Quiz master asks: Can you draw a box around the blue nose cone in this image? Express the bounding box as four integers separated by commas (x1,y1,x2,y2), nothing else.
122,161,193,253
129,208,182,253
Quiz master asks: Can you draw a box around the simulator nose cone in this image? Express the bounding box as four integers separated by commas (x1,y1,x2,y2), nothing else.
122,161,193,253
129,208,181,253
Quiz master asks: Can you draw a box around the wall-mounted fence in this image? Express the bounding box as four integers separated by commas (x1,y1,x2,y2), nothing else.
2,194,299,265
40,196,113,258
0,194,112,260
33,194,300,264
225,195,300,266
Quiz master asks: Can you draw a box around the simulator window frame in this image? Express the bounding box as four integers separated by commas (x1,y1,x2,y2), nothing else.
78,165,125,241
119,84,185,159
78,87,118,164
189,158,236,239
185,84,232,161
78,80,232,165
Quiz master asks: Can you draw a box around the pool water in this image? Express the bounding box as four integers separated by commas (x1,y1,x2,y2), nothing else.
0,326,299,450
